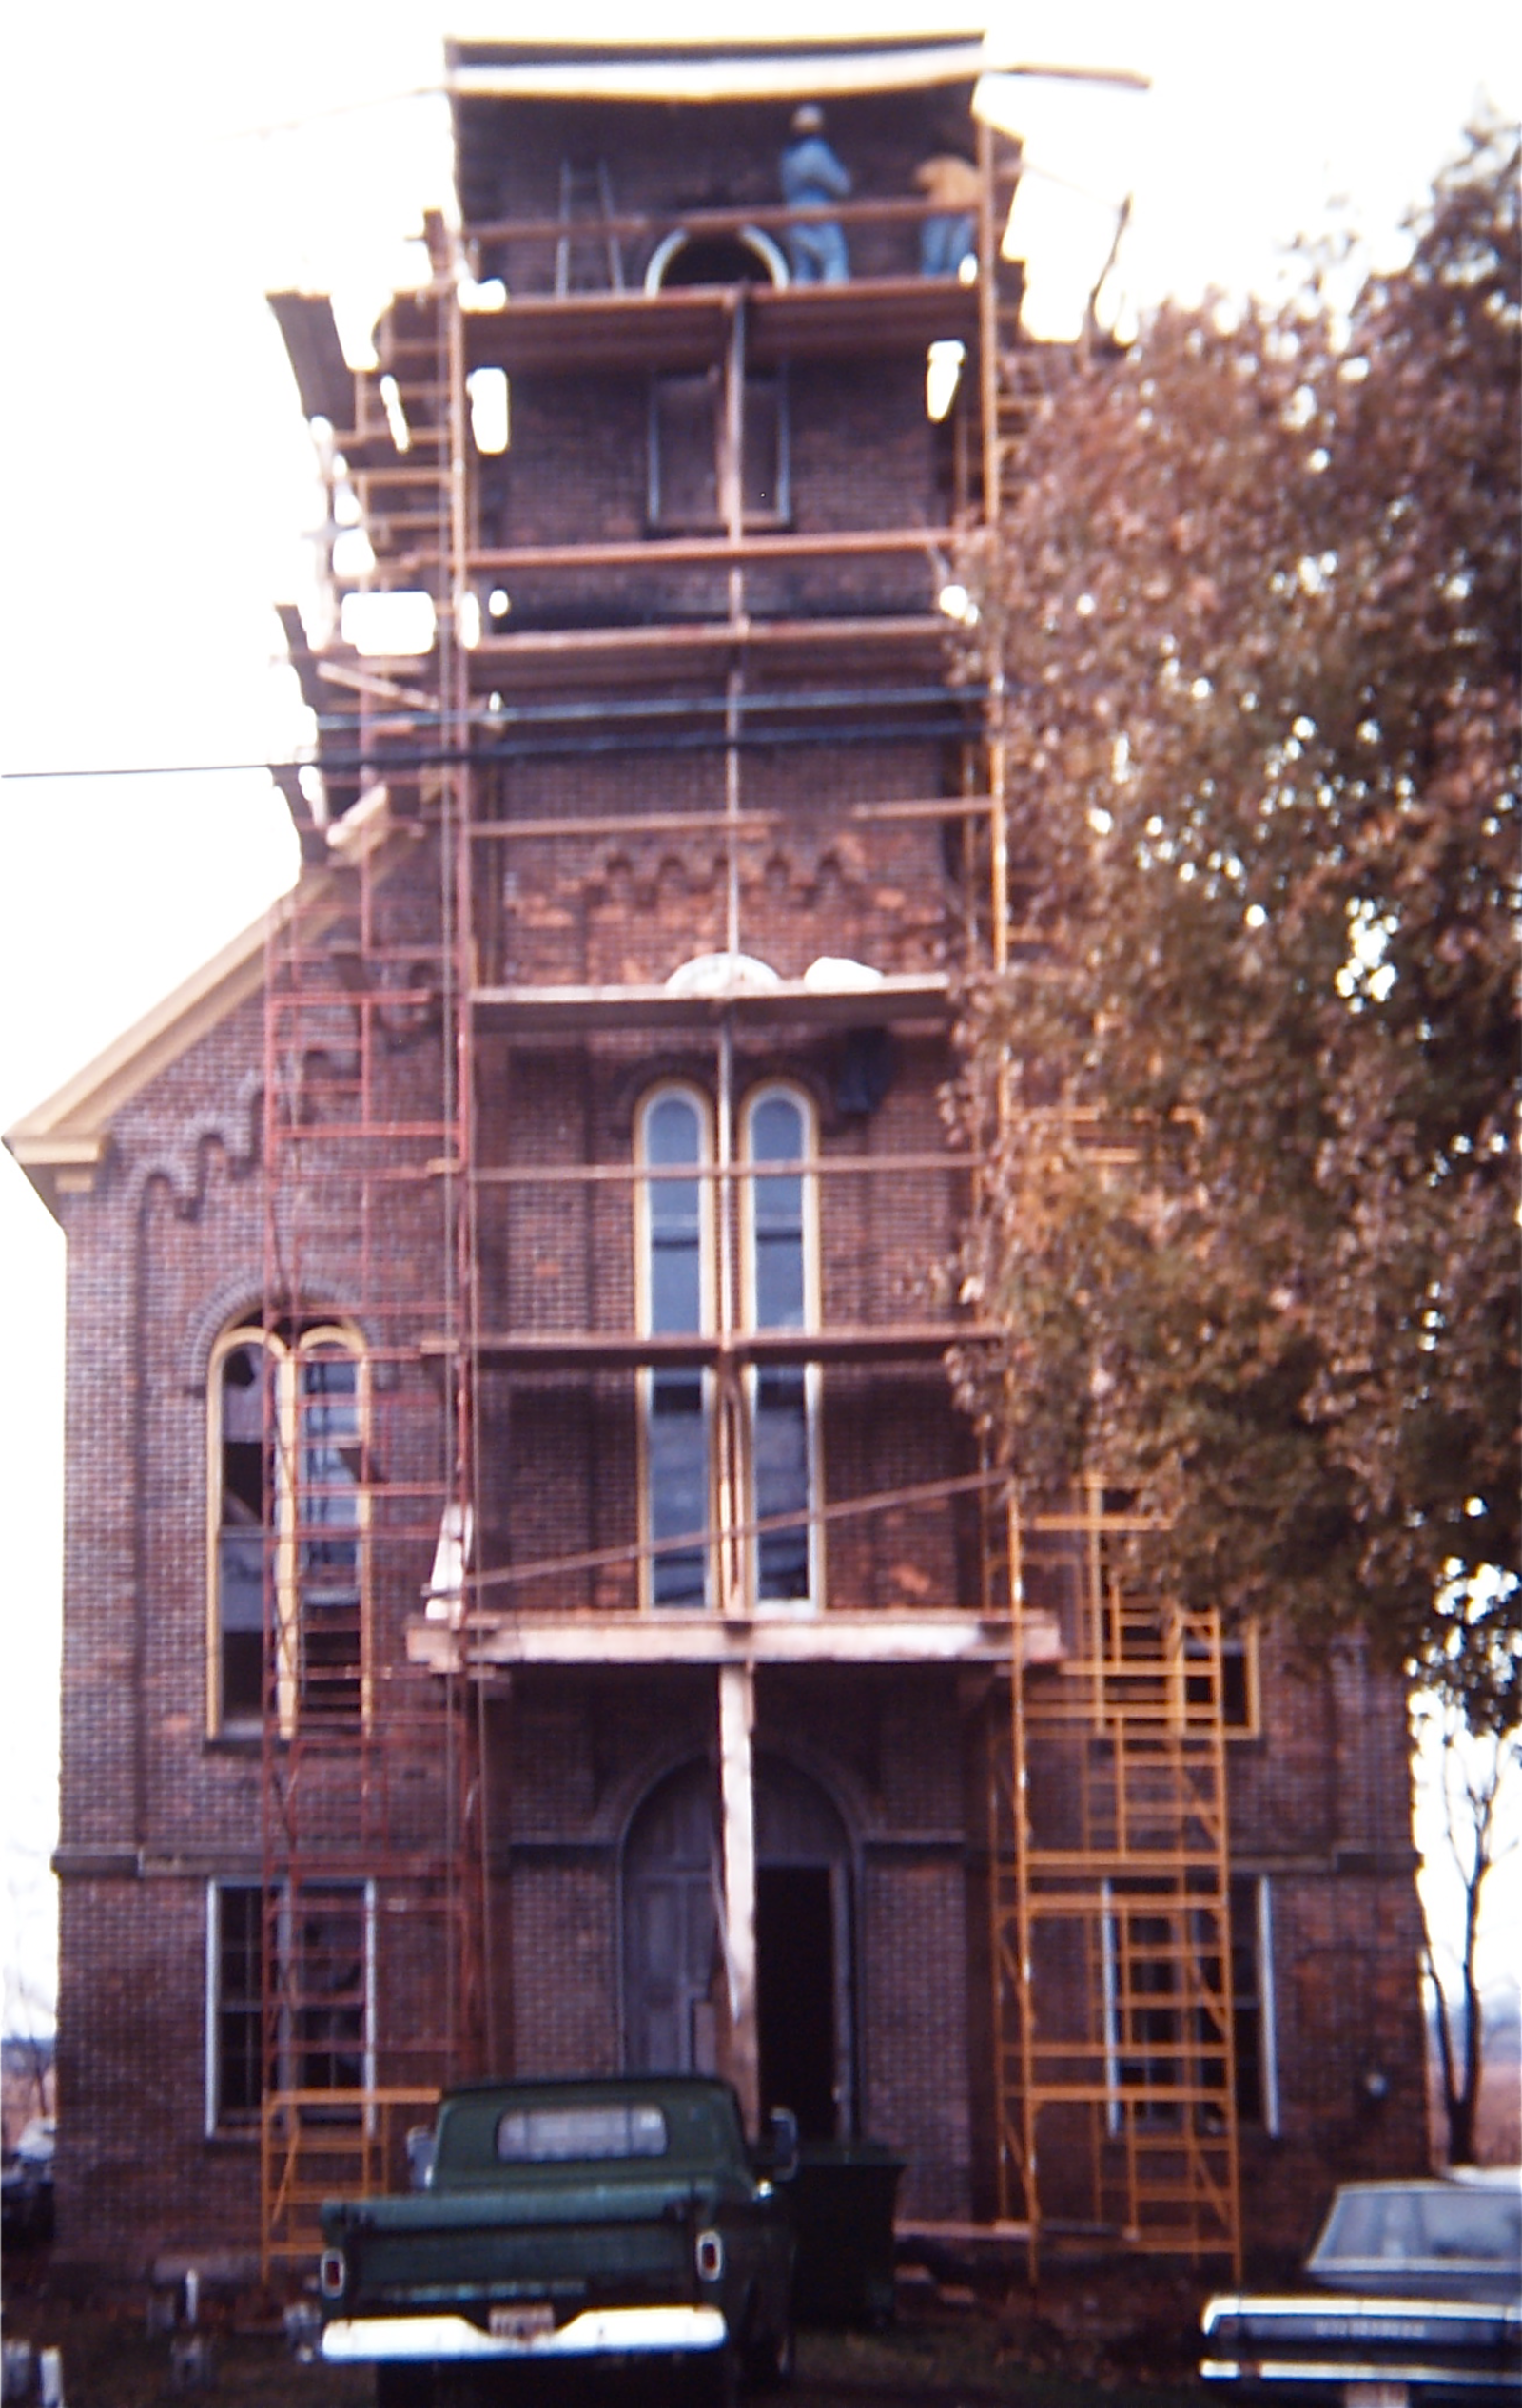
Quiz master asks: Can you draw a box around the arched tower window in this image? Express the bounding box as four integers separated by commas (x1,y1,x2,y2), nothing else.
208,1320,367,1734
636,1088,713,1608
742,1084,820,1607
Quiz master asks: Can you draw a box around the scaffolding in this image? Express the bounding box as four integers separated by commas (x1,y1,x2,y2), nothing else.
257,108,1239,2278
976,116,1240,2275
256,280,483,2272
985,1501,1240,2271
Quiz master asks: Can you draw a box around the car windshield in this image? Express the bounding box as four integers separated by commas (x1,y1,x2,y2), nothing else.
1316,2185,1522,2268
495,2103,668,2163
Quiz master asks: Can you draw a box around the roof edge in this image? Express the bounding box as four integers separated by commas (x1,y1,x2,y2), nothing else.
4,794,415,1220
446,39,986,105
5,908,275,1220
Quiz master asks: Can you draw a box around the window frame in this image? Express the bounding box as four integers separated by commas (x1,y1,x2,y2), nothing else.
1184,1621,1261,1736
1230,1872,1280,2132
205,1876,376,2136
207,1328,272,1736
646,366,791,533
634,1084,717,1611
205,1877,263,2134
740,1081,823,1613
1100,1874,1278,2139
206,1320,371,1738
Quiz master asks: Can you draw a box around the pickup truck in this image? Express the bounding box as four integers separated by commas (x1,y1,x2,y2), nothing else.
1201,2175,1521,2406
317,2076,797,2406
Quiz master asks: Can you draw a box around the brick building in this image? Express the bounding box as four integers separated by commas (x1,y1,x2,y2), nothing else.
7,36,1428,2284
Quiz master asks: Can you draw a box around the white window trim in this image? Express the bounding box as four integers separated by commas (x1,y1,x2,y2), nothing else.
634,1084,716,1612
1098,1874,1278,2139
205,1877,222,2136
1101,1876,1122,2136
1255,1874,1281,2135
206,1327,269,1740
207,1321,371,1737
739,1080,823,1614
207,1876,377,2132
205,1876,263,2136
1223,1623,1262,1738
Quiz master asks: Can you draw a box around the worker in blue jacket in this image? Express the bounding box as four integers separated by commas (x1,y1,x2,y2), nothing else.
780,103,850,283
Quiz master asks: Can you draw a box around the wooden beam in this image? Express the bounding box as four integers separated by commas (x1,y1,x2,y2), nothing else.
405,1608,1063,1671
468,527,957,573
468,971,951,1033
718,1662,759,2129
467,797,994,841
458,1323,977,1370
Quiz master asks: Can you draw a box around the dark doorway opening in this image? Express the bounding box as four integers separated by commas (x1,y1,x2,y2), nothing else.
757,1864,836,2140
655,231,778,288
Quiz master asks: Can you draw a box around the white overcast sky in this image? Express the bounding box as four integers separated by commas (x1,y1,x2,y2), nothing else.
2,2,1518,2034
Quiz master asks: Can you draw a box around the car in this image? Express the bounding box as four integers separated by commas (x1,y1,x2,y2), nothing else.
1,2115,56,2246
1201,2174,1521,2404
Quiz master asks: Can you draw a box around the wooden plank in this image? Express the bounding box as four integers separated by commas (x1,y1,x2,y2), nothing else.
406,1608,1063,1671
457,1324,975,1369
468,971,951,1033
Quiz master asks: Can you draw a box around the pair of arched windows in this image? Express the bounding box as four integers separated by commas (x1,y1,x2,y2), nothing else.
208,1323,366,1735
636,1082,820,1612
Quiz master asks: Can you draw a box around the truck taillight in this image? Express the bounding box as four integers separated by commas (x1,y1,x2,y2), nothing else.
319,2248,346,2299
695,2228,724,2282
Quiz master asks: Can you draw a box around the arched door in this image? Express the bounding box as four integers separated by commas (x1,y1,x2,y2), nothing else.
621,1759,723,2077
622,1756,853,2137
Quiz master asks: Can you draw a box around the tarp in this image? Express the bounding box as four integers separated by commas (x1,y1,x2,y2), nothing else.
445,36,985,105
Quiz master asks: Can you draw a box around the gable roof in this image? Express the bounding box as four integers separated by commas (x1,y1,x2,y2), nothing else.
4,789,409,1220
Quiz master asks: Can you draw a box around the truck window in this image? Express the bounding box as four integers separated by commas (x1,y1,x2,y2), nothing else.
495,2103,668,2162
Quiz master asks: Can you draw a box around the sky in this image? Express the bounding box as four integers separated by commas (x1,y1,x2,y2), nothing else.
1,2,1519,2042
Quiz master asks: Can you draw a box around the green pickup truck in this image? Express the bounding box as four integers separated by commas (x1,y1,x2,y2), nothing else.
318,2076,798,2405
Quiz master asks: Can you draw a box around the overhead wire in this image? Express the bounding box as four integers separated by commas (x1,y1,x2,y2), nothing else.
3,682,991,785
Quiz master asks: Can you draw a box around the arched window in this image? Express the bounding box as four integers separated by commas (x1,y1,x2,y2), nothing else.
742,1085,820,1607
636,1088,713,1608
212,1333,271,1729
209,1321,367,1733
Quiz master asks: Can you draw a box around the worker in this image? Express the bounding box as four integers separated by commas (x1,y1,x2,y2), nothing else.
780,103,850,284
914,149,979,280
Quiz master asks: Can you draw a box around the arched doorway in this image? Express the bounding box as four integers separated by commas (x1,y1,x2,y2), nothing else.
622,1755,853,2137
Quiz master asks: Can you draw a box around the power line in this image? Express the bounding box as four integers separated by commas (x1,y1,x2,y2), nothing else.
3,712,985,789
4,682,991,785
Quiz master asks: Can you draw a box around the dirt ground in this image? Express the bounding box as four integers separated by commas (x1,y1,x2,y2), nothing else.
2,2250,1213,2408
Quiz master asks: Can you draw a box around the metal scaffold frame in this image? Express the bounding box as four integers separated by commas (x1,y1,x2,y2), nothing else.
257,275,485,2277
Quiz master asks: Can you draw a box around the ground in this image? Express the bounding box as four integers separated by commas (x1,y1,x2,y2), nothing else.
2,2251,1215,2407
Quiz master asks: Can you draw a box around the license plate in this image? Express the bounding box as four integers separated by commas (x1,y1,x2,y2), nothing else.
1344,2386,1409,2408
489,2303,556,2341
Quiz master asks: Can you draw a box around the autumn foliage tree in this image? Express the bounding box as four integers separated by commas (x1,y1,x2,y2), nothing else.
951,127,1520,1730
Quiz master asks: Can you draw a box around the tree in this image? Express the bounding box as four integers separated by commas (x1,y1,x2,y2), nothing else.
1414,1699,1520,2162
950,126,1520,1727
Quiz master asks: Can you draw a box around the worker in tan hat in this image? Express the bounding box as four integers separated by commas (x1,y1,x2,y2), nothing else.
914,146,979,280
779,102,851,283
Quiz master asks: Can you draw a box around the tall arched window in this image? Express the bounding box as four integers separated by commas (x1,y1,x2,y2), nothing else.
209,1321,367,1733
743,1085,820,1608
636,1089,713,1608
